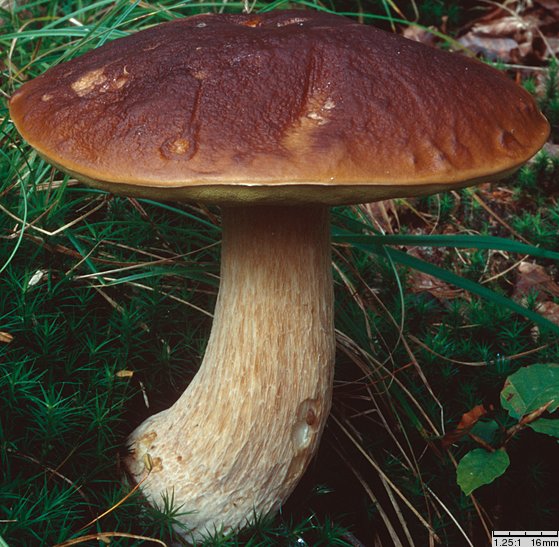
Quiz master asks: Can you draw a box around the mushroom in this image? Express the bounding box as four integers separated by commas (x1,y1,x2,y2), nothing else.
9,9,549,541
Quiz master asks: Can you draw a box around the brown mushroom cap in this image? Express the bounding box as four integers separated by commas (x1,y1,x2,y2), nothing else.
9,10,549,205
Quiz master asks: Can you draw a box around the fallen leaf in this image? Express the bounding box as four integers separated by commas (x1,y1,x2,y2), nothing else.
456,2,557,62
536,0,559,19
471,16,531,39
402,24,437,47
541,36,559,57
457,12,535,62
543,143,559,158
513,261,559,302
441,404,489,449
408,270,463,301
406,249,463,301
0,331,14,343
458,34,522,62
536,301,559,326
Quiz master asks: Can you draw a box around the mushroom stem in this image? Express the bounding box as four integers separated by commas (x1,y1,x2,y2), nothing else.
125,204,335,540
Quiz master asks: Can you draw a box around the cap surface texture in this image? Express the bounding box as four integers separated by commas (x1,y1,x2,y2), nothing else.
9,10,550,204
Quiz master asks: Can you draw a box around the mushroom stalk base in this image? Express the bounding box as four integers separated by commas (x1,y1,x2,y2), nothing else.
124,205,335,541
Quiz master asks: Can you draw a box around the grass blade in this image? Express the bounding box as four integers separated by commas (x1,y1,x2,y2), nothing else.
339,235,559,336
334,232,559,261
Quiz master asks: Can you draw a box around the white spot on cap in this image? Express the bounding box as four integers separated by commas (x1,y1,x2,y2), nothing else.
306,111,326,125
275,17,307,27
71,68,107,97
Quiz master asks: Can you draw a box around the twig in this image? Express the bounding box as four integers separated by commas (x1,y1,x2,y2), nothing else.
471,192,531,244
409,334,548,367
54,532,167,546
504,400,555,445
332,414,441,542
78,467,151,532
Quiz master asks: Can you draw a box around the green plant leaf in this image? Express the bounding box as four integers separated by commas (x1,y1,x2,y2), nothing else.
470,420,500,444
528,418,559,438
457,448,510,495
501,363,559,420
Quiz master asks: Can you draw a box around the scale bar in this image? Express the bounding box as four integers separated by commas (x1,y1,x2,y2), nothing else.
493,532,559,537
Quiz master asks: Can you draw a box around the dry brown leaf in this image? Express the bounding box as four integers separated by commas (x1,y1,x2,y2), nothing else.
543,142,559,158
406,248,463,301
483,187,515,205
513,261,559,301
458,34,523,62
0,331,14,343
543,36,559,56
536,301,559,326
402,24,437,46
408,270,463,301
441,404,489,449
457,2,557,62
458,12,535,63
536,0,559,19
471,16,532,39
